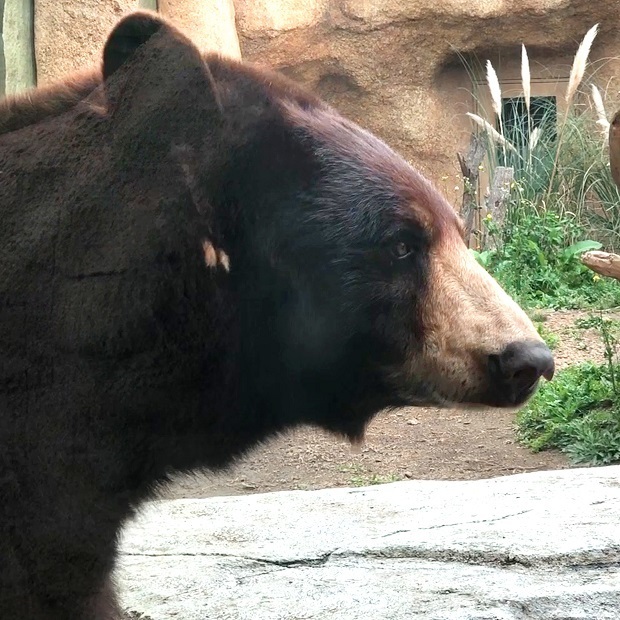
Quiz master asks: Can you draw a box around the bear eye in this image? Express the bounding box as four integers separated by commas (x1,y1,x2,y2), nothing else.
392,241,412,259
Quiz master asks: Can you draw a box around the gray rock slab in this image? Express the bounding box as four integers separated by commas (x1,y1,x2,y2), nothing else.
116,466,620,619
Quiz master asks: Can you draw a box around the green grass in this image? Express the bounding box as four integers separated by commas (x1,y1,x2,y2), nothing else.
339,464,402,487
516,362,620,465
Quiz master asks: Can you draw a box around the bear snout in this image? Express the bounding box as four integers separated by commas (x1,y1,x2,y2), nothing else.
487,340,555,406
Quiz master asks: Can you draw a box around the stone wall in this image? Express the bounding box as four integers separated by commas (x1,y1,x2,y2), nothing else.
33,0,240,84
2,1,620,199
235,0,620,197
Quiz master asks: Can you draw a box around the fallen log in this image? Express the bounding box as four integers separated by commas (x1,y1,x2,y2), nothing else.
581,250,620,281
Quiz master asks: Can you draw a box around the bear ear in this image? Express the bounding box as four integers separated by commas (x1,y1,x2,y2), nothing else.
101,10,215,124
101,11,221,156
102,11,173,82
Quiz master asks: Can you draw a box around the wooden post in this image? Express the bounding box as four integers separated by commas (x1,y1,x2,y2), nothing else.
486,167,513,228
483,166,513,249
457,133,487,248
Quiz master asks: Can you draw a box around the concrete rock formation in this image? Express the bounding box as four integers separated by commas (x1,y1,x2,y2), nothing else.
34,0,141,83
236,0,620,186
33,0,240,84
159,0,241,58
117,466,620,619
1,0,36,94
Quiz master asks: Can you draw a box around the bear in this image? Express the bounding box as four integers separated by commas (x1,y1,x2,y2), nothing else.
0,11,554,620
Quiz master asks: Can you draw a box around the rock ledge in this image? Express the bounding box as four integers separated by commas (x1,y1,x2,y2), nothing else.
117,466,620,619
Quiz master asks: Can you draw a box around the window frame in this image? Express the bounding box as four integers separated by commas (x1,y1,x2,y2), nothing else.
472,76,569,197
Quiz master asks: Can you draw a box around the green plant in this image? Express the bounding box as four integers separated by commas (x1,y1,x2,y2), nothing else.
517,315,620,465
575,314,620,330
563,412,620,465
462,26,620,308
535,320,559,350
476,200,620,309
350,473,402,487
340,464,402,487
516,362,620,463
529,310,548,323
576,313,620,394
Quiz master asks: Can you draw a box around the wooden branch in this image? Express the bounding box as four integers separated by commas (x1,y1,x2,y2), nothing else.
581,250,620,281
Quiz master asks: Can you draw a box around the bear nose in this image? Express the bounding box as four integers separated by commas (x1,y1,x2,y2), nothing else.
488,341,555,404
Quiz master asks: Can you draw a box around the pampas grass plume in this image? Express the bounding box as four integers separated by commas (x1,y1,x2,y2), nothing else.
521,44,531,114
566,23,599,104
486,60,502,118
591,84,609,132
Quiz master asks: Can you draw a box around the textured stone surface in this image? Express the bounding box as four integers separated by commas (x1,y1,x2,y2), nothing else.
34,0,140,84
237,0,620,189
159,0,240,58
34,0,239,85
334,0,578,31
235,0,328,36
117,466,620,619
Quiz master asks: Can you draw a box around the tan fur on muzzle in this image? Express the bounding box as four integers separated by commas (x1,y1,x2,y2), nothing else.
408,231,546,405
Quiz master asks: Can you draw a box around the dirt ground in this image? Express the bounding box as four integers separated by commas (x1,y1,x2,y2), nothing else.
162,309,619,500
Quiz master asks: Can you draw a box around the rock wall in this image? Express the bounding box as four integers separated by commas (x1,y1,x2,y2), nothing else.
235,0,620,195
33,0,240,84
34,0,139,83
158,0,240,58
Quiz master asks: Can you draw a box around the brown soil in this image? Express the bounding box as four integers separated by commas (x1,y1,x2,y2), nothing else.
163,309,619,500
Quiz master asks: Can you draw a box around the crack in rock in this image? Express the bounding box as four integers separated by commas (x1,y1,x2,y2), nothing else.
123,550,336,568
125,540,620,570
416,509,535,531
235,568,285,584
377,510,535,541
351,546,620,569
123,546,620,570
221,551,336,568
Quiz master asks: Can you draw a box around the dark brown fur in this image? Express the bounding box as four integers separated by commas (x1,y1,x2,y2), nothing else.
0,11,551,620
0,69,103,135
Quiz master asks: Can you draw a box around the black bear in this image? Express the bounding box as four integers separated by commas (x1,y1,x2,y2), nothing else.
0,11,553,620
